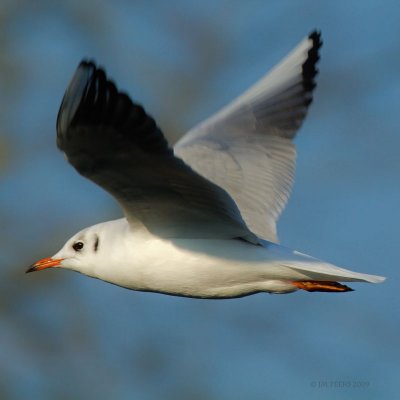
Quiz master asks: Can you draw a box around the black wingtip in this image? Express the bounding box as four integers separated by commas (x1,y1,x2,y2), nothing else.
56,59,172,156
308,30,322,45
56,59,98,144
301,30,323,101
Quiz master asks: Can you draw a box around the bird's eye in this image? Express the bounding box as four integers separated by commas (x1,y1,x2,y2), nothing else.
72,241,84,251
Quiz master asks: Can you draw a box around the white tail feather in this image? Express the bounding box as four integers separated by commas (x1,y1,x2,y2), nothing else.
263,241,386,283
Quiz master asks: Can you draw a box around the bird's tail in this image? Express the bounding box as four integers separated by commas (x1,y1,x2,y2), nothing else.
262,241,385,292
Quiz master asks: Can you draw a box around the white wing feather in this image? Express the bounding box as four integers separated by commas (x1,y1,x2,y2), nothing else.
175,32,322,242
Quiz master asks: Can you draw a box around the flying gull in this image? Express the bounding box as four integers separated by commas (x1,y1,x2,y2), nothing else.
27,31,385,297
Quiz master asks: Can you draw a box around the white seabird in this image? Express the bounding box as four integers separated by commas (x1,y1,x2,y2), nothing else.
27,31,385,297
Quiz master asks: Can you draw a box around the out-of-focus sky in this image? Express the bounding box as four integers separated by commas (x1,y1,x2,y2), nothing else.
1,1,399,399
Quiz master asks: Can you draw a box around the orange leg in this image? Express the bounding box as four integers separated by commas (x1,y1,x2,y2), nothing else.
292,280,354,292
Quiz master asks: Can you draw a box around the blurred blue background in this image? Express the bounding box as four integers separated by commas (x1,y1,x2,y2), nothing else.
1,0,399,399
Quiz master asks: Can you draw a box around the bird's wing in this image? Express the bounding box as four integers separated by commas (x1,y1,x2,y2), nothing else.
57,61,257,242
174,31,322,242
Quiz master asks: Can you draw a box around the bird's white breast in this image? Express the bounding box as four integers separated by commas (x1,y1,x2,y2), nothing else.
90,222,303,297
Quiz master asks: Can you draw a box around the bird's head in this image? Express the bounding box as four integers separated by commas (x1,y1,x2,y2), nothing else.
26,218,129,276
27,228,101,275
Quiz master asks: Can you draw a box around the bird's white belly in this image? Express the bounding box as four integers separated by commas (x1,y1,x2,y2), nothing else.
98,237,303,298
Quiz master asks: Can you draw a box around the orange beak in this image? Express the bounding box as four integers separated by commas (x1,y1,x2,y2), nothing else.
26,257,64,273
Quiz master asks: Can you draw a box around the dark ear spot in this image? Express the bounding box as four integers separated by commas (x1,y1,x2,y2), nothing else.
94,235,99,252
